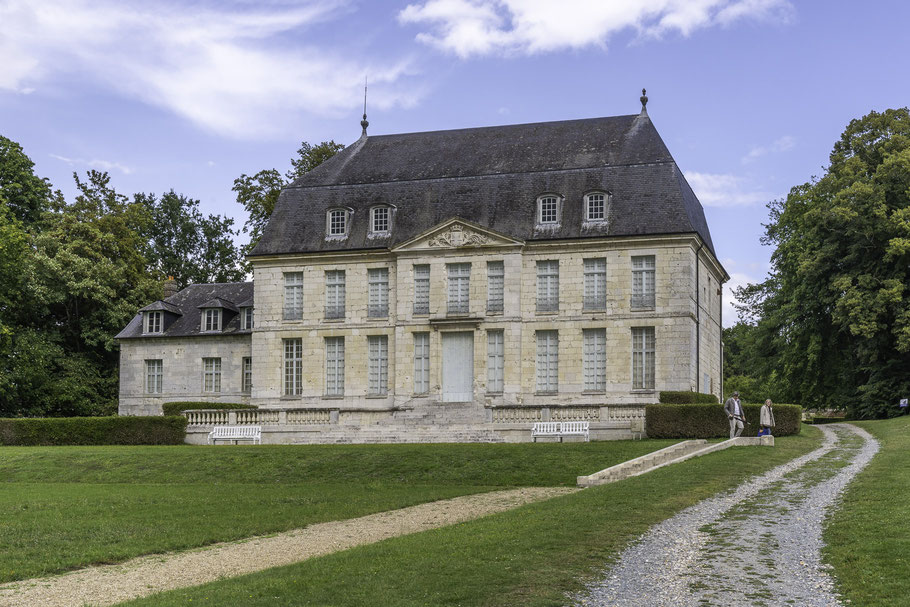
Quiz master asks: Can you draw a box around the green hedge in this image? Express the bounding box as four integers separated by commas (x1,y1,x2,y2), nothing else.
161,402,256,416
646,403,802,438
0,416,188,446
659,391,719,404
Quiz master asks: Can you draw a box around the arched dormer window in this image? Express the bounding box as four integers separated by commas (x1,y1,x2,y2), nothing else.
584,191,610,223
326,208,351,238
369,205,393,235
536,194,562,227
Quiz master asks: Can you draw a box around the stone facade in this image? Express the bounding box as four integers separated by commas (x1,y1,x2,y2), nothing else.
118,335,251,415
117,110,729,442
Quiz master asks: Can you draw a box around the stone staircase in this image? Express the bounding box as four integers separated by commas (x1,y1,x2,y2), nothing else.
576,440,709,487
292,401,505,444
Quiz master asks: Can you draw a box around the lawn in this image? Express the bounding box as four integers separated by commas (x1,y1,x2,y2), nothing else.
118,427,822,607
824,415,910,607
0,439,680,583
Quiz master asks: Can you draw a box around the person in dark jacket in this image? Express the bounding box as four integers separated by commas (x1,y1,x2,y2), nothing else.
724,391,745,438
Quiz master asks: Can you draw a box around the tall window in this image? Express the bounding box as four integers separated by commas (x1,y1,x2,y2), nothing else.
583,329,607,392
327,209,348,236
487,330,504,393
537,195,559,225
631,255,656,309
325,337,345,396
284,272,303,320
413,265,430,315
585,193,607,222
284,338,303,396
370,206,390,234
536,331,558,392
368,268,389,318
203,358,221,393
632,327,655,390
368,335,389,395
536,260,559,312
241,307,253,330
242,357,252,393
145,311,162,334
203,308,221,332
325,270,346,319
583,258,607,310
486,261,504,313
145,359,162,394
447,263,471,315
413,332,429,394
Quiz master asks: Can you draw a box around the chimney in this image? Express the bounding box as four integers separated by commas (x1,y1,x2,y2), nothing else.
162,276,178,299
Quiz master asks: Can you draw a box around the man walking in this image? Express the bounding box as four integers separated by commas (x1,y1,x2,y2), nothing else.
724,391,745,439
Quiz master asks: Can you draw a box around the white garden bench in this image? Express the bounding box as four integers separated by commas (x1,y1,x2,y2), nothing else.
208,425,262,445
531,421,590,442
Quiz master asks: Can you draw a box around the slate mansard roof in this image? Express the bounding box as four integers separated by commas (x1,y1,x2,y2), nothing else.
250,112,717,258
117,282,253,340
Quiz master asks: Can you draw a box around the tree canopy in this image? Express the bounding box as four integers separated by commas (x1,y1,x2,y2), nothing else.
735,108,910,418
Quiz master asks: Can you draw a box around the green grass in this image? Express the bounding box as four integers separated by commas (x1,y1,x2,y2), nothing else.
824,415,910,607
0,440,680,582
118,427,822,607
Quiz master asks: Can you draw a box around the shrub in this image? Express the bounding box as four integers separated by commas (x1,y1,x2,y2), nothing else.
161,402,256,416
0,416,188,446
646,403,801,438
658,391,718,404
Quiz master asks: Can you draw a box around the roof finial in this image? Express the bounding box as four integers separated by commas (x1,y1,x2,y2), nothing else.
640,88,648,116
360,77,369,136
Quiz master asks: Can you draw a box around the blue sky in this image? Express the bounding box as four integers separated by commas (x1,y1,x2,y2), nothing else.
2,0,908,326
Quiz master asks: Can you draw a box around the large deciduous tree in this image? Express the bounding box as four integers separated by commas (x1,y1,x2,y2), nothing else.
136,190,245,288
738,108,910,418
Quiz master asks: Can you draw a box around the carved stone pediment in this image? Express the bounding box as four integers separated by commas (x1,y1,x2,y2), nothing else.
393,219,523,252
427,223,491,248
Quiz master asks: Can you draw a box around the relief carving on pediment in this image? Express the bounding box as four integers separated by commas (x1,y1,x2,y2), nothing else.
427,223,491,248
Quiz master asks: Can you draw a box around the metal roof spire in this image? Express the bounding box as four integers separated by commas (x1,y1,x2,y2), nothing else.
361,77,369,136
640,88,649,116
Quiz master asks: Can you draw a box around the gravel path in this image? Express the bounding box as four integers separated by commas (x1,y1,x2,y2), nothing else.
573,424,879,607
0,486,576,607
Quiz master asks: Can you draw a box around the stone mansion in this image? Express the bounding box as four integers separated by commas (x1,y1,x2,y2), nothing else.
117,97,728,442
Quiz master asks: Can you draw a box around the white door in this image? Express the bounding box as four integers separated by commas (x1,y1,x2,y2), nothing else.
442,332,474,402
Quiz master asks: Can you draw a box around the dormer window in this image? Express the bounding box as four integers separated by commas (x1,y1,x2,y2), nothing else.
145,311,162,334
327,209,349,237
241,307,253,330
202,308,221,332
370,206,390,234
537,195,561,226
585,192,609,222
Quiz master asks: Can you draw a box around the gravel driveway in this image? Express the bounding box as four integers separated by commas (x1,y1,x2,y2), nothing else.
573,424,878,607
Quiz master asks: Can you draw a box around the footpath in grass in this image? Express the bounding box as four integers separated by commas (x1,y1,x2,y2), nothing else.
118,428,822,607
824,416,910,607
0,440,675,583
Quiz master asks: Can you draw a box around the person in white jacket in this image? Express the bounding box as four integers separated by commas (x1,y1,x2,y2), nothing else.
759,399,776,437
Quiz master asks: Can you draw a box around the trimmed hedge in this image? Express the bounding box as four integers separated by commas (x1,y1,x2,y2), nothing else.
646,403,802,438
659,391,719,404
161,402,256,416
0,416,188,446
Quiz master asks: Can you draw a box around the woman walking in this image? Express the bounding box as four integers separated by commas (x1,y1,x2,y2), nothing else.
759,399,776,436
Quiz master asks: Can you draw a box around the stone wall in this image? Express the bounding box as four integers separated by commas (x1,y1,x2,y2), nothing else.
248,232,725,412
119,335,251,416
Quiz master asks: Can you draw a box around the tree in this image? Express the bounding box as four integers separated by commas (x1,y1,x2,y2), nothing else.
739,108,910,418
0,135,58,227
234,140,343,251
136,190,244,288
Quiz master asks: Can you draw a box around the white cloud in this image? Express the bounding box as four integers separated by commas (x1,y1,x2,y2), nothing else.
741,135,796,164
722,270,759,327
50,154,134,175
686,171,773,207
0,0,422,139
398,0,795,58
